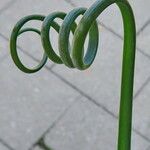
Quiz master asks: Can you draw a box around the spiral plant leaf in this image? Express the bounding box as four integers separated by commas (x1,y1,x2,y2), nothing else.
10,0,136,149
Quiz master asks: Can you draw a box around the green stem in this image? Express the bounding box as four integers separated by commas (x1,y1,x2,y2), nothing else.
118,2,136,150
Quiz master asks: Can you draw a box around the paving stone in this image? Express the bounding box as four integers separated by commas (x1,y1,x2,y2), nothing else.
133,81,150,141
0,36,9,60
44,97,150,150
0,0,72,37
137,24,150,56
0,52,80,150
32,146,42,150
67,0,150,36
0,143,9,150
146,146,150,150
129,0,150,33
52,27,150,115
0,0,13,11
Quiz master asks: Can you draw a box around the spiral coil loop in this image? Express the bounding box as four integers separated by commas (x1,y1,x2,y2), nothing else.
10,0,136,150
10,7,99,73
10,0,135,72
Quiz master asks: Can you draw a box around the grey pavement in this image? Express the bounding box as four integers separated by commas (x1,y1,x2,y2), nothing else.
0,143,9,150
0,0,150,150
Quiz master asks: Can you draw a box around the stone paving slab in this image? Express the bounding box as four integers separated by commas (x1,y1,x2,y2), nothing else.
52,27,150,115
32,147,42,150
0,0,13,11
0,36,9,60
68,0,150,36
133,81,150,142
44,97,150,150
137,24,150,56
0,144,9,150
0,0,72,37
0,53,80,150
129,0,150,33
33,146,42,150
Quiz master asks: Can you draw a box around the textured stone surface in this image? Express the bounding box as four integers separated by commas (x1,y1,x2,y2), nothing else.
137,24,150,56
0,0,13,11
0,0,72,38
0,36,9,60
32,147,42,150
0,54,80,150
130,0,150,33
0,144,9,150
133,82,150,141
45,97,150,150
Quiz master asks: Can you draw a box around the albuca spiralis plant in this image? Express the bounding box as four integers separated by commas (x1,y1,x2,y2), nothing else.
10,0,136,150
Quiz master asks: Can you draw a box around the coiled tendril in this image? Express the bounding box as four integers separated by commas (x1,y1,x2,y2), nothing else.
10,0,136,150
10,7,99,73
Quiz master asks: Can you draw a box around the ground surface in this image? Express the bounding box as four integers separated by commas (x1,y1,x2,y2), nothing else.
0,0,150,150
